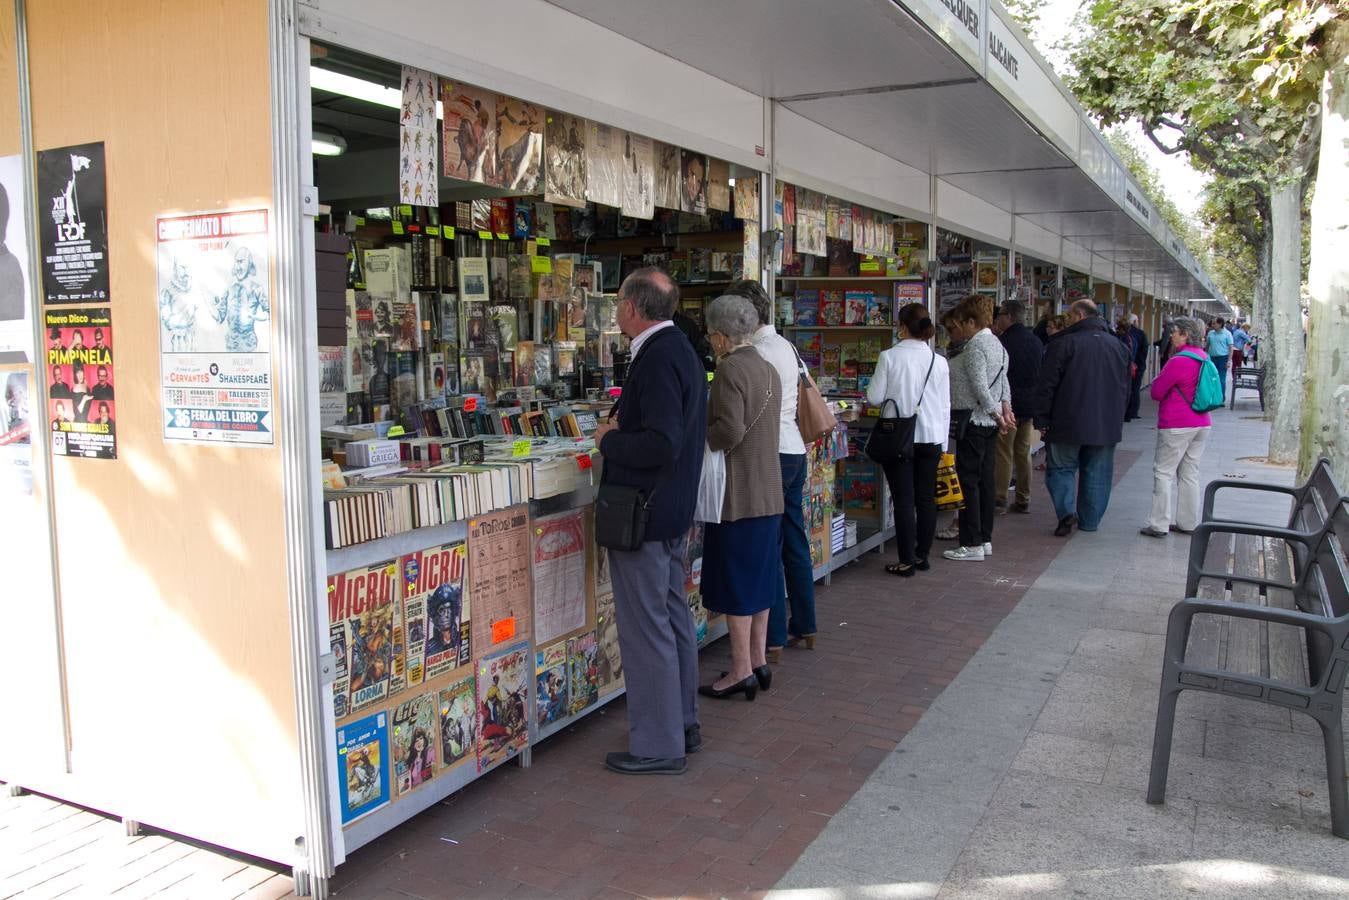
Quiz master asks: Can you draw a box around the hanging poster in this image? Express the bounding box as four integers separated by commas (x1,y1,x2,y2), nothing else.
441,81,499,186
398,66,438,207
795,188,827,257
438,674,477,771
476,641,529,772
155,208,274,446
496,96,543,192
467,505,532,652
679,150,708,216
336,710,390,824
44,307,116,461
706,158,731,212
36,142,109,305
327,559,399,719
0,155,32,360
652,142,681,210
585,122,622,209
732,175,759,223
531,510,587,645
595,589,623,697
400,541,470,684
0,368,33,495
543,111,587,208
620,132,654,220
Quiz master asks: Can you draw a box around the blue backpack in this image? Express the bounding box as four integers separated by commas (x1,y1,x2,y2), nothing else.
1175,350,1224,412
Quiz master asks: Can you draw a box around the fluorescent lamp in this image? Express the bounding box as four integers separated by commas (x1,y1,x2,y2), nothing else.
310,65,443,118
312,132,347,156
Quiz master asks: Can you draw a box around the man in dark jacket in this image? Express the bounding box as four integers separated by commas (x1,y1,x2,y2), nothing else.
1033,299,1131,537
1124,314,1149,421
993,299,1040,514
593,267,706,775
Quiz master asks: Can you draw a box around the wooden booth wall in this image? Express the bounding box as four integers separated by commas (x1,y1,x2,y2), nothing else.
21,0,304,863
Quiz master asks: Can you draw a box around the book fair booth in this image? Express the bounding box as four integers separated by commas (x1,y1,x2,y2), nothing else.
0,0,1228,894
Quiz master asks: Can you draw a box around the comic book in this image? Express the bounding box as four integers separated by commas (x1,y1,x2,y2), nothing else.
441,81,499,186
496,96,543,193
793,290,819,326
391,691,439,798
438,674,476,771
337,710,390,824
535,640,569,728
566,631,599,716
844,291,870,326
595,589,623,697
476,642,530,772
328,560,398,718
399,542,469,687
820,290,845,326
793,330,821,371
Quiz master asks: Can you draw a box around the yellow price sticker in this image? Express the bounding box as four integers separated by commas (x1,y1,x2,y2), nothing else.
426,225,441,236
387,425,406,437
535,236,551,246
837,401,850,410
398,204,412,217
512,439,531,457
391,221,405,235
479,230,493,240
496,232,510,241
355,216,366,226
530,256,553,274
706,371,715,382
444,226,455,238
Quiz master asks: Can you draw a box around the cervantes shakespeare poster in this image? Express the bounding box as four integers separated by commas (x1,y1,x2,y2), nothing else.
155,208,274,446
36,142,109,305
44,307,116,460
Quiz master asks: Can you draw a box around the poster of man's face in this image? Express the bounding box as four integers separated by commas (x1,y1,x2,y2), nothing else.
0,155,32,358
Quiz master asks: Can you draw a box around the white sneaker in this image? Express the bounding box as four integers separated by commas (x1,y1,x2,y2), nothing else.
943,545,985,561
982,542,992,556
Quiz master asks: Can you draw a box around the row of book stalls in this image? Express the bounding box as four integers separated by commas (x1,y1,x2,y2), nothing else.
0,2,1207,895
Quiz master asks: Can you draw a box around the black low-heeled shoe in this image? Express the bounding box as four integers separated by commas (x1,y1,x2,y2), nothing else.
914,558,931,571
699,674,758,702
720,667,772,691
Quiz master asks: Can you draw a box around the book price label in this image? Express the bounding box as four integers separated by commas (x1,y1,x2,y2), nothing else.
491,616,516,644
511,439,530,457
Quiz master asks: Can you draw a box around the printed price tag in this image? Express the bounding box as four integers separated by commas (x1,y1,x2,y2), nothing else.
391,221,405,235
479,230,493,240
491,616,516,644
426,225,441,236
512,439,531,457
535,236,551,246
398,204,413,217
495,232,509,241
387,425,406,437
444,226,455,238
355,216,366,226
463,396,478,412
530,256,553,274
576,454,593,471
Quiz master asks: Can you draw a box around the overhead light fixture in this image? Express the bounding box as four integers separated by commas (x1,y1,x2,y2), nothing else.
312,131,348,156
310,65,443,118
728,177,737,187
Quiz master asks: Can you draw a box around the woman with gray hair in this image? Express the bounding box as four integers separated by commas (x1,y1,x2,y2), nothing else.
698,294,783,701
1143,315,1214,537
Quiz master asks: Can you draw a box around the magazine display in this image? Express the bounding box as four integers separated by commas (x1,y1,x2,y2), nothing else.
476,642,530,771
391,691,438,797
566,631,599,716
328,560,399,718
337,711,390,824
535,640,569,727
438,675,477,771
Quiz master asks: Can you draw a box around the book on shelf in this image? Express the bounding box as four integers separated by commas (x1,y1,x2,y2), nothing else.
793,290,819,326
843,291,869,325
820,290,845,326
865,294,891,326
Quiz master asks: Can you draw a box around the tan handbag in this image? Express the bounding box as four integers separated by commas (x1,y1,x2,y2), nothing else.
791,347,837,444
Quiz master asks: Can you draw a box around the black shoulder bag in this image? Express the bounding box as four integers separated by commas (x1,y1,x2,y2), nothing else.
595,339,663,551
865,349,935,464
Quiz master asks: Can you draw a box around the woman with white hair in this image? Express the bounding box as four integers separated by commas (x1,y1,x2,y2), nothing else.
698,294,783,702
1142,315,1213,537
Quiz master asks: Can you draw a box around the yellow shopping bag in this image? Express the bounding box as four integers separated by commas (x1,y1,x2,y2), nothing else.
935,452,964,510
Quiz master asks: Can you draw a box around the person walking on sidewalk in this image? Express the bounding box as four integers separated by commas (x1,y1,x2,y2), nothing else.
868,301,950,576
1125,314,1149,421
944,294,1012,562
1204,318,1233,400
1141,316,1213,537
1033,299,1131,537
594,268,706,775
729,279,818,656
992,298,1040,515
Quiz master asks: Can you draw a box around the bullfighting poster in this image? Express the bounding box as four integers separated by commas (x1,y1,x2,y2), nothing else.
476,641,529,772
36,142,109,305
442,81,499,186
155,208,274,446
468,505,532,652
44,307,116,460
399,66,438,207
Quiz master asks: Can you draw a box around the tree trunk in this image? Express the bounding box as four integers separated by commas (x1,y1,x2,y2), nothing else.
1300,21,1349,484
1266,181,1303,464
1253,228,1275,421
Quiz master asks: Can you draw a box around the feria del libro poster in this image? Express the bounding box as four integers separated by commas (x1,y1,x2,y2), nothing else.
155,208,274,446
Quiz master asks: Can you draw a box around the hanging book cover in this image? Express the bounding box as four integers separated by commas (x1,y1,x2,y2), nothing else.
328,560,399,718
438,674,477,771
468,506,533,652
566,631,599,716
337,711,390,824
391,690,439,798
495,95,543,192
826,196,852,241
584,122,623,209
531,509,588,645
441,80,499,186
620,131,655,220
399,67,438,206
706,158,731,211
595,589,623,697
679,150,708,216
653,141,681,210
544,111,588,208
476,642,530,772
535,640,569,728
795,188,827,257
401,541,469,685
732,175,759,222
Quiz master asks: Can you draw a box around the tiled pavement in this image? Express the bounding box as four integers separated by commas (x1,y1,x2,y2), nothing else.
5,397,1344,899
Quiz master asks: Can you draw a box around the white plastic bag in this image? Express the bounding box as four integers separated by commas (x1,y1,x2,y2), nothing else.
694,445,726,523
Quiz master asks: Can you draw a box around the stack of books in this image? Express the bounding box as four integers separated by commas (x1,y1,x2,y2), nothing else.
831,513,847,554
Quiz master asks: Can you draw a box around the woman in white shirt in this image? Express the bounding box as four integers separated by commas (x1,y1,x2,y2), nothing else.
866,303,951,576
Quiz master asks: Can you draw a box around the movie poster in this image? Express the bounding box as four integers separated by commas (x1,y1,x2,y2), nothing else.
595,590,623,697
679,150,708,216
441,81,499,186
0,155,32,359
36,142,108,305
535,640,568,728
391,690,438,798
400,541,469,684
328,560,398,718
44,307,116,461
566,631,599,715
155,208,274,446
0,369,33,496
476,642,529,772
399,66,438,207
653,142,680,210
438,674,476,771
337,711,390,824
496,96,543,192
584,122,622,209
468,505,532,653
531,510,587,645
620,132,654,220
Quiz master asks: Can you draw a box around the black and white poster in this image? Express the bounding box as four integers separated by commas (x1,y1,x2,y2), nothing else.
0,155,32,361
36,142,109,305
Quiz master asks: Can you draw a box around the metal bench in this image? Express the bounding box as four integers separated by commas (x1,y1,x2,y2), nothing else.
1230,365,1265,410
1149,490,1349,837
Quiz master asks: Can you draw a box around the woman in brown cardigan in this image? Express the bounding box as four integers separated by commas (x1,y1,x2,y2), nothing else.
698,294,784,702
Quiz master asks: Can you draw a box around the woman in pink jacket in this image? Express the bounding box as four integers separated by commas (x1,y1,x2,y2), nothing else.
1141,316,1212,537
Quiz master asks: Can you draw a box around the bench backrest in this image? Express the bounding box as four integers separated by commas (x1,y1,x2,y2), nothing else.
1289,458,1341,531
1299,500,1349,686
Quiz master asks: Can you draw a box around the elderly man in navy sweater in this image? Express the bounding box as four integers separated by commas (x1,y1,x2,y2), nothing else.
594,267,707,775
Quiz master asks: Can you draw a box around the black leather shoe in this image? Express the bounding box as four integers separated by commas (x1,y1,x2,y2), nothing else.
721,666,772,691
1054,514,1077,537
914,558,931,571
604,752,687,775
684,725,702,754
698,674,758,702
1170,525,1194,535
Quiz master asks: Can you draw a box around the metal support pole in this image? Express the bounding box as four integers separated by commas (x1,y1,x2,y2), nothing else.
927,171,939,322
